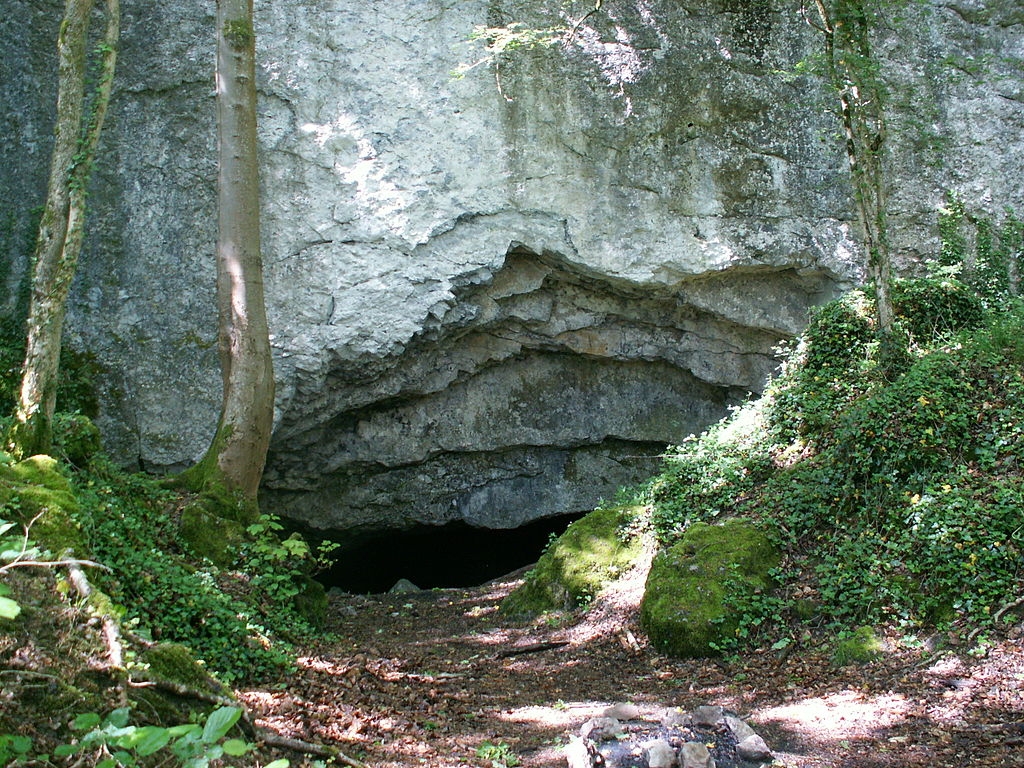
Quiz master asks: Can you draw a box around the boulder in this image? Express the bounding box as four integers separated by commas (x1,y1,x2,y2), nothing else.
501,505,647,615
640,518,780,657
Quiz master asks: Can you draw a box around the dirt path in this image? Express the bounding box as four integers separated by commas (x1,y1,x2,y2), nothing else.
237,573,1024,767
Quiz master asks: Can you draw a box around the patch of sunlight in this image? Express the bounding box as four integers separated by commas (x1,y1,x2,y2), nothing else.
297,655,350,675
296,113,409,232
753,690,911,739
497,701,630,729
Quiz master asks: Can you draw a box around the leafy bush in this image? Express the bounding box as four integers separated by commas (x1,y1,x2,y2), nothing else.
641,280,1024,648
891,277,984,341
763,291,875,442
3,706,262,768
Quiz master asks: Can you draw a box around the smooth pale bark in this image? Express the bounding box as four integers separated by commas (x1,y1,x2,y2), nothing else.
809,0,894,333
181,0,274,505
8,0,119,458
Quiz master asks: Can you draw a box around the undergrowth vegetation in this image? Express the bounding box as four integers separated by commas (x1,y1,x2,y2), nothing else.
636,271,1024,652
71,463,323,682
0,315,328,685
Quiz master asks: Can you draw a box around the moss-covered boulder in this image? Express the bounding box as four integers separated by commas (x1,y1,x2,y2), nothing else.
178,499,248,567
833,626,884,666
640,518,780,658
501,505,646,616
0,454,86,556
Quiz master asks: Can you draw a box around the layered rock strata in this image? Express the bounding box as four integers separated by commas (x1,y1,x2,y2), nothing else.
1,0,1021,534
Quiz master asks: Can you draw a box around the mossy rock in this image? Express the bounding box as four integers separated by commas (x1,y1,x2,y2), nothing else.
178,500,247,567
0,454,86,556
639,518,780,658
291,573,328,627
501,505,646,617
141,642,222,691
833,626,884,666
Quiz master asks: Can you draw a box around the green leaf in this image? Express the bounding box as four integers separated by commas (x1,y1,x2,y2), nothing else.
166,724,201,739
0,595,21,620
54,743,79,757
202,706,241,743
265,760,291,768
128,725,171,756
106,707,131,728
221,738,251,756
72,712,102,730
10,735,32,754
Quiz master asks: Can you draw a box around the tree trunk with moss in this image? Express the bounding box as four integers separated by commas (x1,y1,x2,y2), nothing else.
7,0,119,459
178,0,274,512
808,0,894,334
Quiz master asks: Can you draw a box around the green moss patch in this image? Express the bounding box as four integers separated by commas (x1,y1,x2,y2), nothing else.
639,518,780,658
140,642,224,692
833,626,885,666
178,500,247,567
0,454,85,556
501,506,646,617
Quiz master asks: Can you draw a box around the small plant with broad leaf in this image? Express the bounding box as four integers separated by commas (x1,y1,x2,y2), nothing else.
43,705,257,768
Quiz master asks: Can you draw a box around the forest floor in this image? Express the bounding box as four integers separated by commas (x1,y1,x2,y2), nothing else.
239,561,1024,768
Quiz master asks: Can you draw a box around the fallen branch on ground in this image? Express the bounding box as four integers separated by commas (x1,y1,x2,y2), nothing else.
496,641,570,658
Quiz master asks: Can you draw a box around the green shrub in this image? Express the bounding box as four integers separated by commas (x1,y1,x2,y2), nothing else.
640,286,1024,647
891,277,984,341
73,463,315,682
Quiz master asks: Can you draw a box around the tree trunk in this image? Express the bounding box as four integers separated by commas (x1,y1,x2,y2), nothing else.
810,0,894,334
7,0,119,459
179,0,274,509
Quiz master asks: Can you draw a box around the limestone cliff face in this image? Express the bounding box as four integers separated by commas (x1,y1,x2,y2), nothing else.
1,0,1021,534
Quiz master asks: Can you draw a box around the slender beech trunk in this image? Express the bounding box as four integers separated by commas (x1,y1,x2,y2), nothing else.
181,0,274,507
810,0,894,333
7,0,119,458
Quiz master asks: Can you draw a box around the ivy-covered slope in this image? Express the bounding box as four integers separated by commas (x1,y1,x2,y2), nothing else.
639,277,1024,650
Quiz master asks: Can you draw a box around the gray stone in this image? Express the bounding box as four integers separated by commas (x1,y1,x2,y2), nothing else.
2,0,1021,541
644,738,677,768
603,703,642,721
580,717,623,742
691,705,725,727
679,742,714,768
387,578,420,594
736,734,773,763
724,715,756,743
564,736,594,768
660,707,691,729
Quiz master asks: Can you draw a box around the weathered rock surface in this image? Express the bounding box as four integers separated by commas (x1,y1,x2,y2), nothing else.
2,0,1021,536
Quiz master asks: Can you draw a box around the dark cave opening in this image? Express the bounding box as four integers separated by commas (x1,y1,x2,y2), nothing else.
319,512,587,594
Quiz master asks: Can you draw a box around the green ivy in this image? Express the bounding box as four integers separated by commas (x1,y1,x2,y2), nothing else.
2,706,270,768
641,272,1024,647
72,463,312,682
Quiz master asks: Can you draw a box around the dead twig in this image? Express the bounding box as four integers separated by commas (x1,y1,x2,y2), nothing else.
259,732,369,768
66,558,123,670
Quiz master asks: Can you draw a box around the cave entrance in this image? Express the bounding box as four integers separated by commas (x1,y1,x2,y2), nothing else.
320,512,587,594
